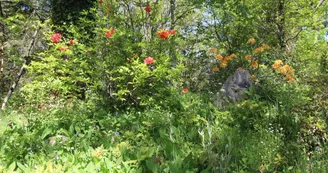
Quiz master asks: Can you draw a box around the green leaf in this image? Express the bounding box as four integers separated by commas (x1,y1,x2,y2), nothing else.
146,159,158,173
17,162,27,172
104,158,113,169
169,163,180,173
8,162,16,172
42,128,52,139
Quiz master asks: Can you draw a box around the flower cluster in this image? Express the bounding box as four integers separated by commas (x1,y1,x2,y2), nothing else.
245,55,252,60
50,33,78,52
247,38,256,44
215,54,223,60
209,48,217,53
272,60,295,82
211,52,237,71
244,55,258,69
105,29,115,38
212,66,219,72
51,33,62,44
250,60,259,68
181,88,189,94
157,29,176,40
144,56,155,65
59,46,69,51
69,39,75,45
145,5,152,13
253,44,270,54
221,53,236,68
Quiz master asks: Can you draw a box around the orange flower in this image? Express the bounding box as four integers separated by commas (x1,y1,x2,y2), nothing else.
278,66,287,74
245,55,252,60
282,65,291,71
212,66,219,72
59,46,69,51
220,60,228,68
224,54,236,61
230,53,237,58
262,44,270,50
215,54,223,60
254,47,264,54
286,75,295,82
224,55,232,61
288,69,295,75
250,61,259,68
209,48,217,53
237,67,245,70
247,38,256,44
272,60,283,69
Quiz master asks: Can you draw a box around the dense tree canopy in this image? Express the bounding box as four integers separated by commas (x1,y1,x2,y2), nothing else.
0,0,328,172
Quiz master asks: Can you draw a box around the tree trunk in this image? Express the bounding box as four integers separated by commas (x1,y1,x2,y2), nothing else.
170,0,177,66
277,0,286,57
1,26,40,110
0,1,5,81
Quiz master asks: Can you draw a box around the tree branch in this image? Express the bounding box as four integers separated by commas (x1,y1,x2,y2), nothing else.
285,28,303,43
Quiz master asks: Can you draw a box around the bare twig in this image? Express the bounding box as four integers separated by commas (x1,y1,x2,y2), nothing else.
285,28,303,43
315,0,325,12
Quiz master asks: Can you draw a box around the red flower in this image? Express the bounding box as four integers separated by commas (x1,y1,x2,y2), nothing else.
145,5,152,13
51,33,62,43
69,39,74,45
157,31,169,40
168,30,176,35
99,0,103,4
144,56,155,65
157,29,176,40
105,29,115,38
182,88,189,94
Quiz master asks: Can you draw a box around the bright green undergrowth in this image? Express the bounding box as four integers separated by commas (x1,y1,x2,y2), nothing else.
0,93,327,173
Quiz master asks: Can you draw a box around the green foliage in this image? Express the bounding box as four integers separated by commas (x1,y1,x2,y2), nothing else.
1,0,328,172
51,0,96,28
0,94,226,172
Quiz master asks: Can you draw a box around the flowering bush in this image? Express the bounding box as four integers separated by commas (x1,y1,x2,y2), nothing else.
21,7,184,110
